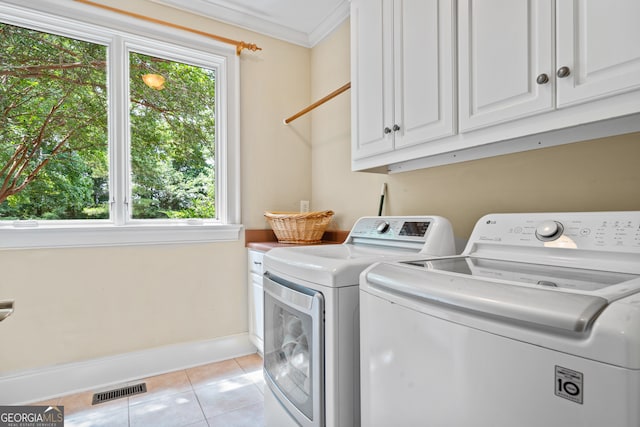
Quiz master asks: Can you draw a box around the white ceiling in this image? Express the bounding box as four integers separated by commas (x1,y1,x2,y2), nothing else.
150,0,350,48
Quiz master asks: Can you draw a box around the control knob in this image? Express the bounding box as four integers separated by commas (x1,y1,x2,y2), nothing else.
376,221,390,234
535,220,564,241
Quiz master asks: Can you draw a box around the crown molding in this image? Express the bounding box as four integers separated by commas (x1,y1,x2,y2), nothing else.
307,1,350,47
151,0,349,48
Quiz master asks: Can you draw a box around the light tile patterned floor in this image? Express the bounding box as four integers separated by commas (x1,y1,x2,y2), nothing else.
33,353,265,427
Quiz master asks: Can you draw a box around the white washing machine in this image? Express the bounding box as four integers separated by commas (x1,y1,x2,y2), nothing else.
262,216,456,427
360,211,640,427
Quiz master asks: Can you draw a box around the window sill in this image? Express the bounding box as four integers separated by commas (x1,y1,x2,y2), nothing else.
0,222,243,249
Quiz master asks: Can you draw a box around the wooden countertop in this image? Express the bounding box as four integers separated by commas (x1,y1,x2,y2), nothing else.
245,229,349,251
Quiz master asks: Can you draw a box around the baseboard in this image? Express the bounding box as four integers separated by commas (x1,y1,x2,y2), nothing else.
0,333,257,405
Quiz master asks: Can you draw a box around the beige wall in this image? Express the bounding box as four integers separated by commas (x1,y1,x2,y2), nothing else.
1,1,311,373
311,20,640,240
1,243,246,369
311,21,384,229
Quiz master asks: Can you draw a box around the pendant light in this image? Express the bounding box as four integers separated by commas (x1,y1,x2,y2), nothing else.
142,73,165,90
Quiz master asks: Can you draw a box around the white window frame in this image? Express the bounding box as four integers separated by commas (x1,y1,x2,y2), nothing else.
0,1,242,248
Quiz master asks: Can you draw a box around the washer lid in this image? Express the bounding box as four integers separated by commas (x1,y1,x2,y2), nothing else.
407,257,639,293
364,257,640,333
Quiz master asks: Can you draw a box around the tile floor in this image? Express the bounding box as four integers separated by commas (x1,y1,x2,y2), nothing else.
32,353,265,427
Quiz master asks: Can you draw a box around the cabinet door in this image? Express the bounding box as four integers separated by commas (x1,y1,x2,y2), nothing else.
250,273,264,343
393,0,456,149
556,0,640,107
351,0,394,159
247,250,264,352
458,0,554,132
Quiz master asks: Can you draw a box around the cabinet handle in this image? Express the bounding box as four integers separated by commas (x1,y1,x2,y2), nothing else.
556,66,571,78
392,124,400,132
384,127,392,134
536,73,549,84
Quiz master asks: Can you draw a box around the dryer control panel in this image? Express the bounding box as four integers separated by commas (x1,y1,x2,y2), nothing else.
349,216,434,242
346,216,455,255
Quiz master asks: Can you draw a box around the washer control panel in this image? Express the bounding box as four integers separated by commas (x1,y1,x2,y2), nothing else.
471,212,640,252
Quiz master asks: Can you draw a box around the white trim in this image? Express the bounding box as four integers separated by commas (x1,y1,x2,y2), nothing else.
0,0,236,55
0,333,257,405
150,0,350,47
387,113,640,173
307,2,351,47
150,0,305,44
0,223,242,249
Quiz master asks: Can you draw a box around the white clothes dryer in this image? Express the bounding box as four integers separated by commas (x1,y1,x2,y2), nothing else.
262,216,456,427
360,211,640,427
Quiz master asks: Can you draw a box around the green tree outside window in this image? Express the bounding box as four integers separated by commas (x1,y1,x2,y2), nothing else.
0,22,217,220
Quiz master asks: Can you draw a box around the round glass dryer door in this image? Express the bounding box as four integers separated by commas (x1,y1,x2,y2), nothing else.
263,274,324,427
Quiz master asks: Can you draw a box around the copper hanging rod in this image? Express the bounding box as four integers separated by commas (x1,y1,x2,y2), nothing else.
284,82,351,125
74,0,262,56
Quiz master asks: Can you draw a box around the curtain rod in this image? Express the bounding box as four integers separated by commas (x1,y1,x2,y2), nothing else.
74,0,262,56
284,82,351,125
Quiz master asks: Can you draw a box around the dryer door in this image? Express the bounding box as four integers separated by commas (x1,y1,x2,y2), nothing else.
263,273,324,427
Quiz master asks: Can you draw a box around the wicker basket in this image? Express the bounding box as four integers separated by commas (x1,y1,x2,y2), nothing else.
264,210,334,244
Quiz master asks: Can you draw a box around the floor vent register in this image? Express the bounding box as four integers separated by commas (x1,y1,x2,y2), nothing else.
92,383,147,405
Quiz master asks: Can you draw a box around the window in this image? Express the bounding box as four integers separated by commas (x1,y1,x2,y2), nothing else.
129,51,217,220
0,2,240,248
0,23,109,220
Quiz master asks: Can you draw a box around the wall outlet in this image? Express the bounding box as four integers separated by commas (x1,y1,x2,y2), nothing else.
300,200,310,213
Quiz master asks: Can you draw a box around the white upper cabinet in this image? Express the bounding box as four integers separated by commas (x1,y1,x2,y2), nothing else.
458,0,554,131
351,0,392,158
393,1,456,149
351,0,391,158
556,0,640,107
351,0,455,160
351,0,640,173
459,0,640,132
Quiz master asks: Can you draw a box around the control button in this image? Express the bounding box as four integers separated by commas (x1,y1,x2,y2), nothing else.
376,221,390,234
535,220,564,241
536,221,559,237
579,228,591,236
513,226,523,233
